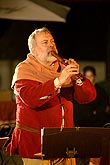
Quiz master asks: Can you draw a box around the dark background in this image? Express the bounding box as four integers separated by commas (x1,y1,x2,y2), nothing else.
0,2,110,62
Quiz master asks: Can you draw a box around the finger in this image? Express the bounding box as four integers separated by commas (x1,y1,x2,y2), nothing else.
67,68,79,74
69,58,77,64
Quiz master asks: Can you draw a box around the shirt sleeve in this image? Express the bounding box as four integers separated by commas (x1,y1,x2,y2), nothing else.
14,79,58,108
73,78,97,104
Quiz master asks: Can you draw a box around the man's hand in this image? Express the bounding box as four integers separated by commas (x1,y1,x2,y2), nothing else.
59,59,80,85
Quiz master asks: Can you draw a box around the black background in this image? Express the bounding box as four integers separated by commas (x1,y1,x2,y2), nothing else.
0,2,110,61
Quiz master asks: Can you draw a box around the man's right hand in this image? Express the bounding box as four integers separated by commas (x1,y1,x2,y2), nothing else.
59,62,79,85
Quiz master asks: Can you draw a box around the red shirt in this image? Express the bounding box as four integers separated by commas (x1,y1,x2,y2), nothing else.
7,78,96,158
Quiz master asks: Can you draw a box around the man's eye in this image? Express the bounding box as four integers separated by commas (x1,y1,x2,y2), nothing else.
42,41,48,45
52,40,55,44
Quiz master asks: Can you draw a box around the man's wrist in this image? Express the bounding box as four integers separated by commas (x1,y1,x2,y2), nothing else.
54,77,62,90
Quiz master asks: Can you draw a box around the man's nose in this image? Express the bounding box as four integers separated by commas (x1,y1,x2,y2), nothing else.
49,41,54,47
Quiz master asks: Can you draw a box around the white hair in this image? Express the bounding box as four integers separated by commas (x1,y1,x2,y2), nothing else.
28,27,51,54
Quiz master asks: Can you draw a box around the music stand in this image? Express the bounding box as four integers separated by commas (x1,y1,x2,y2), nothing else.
41,127,110,160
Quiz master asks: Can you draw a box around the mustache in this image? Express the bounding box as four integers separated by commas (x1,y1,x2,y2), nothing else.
48,47,57,53
48,50,57,56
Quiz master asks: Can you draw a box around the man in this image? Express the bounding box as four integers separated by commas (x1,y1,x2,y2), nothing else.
74,65,109,127
6,27,96,165
83,66,109,165
74,65,109,165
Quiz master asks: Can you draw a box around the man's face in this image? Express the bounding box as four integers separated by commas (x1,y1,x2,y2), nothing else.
33,31,58,64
